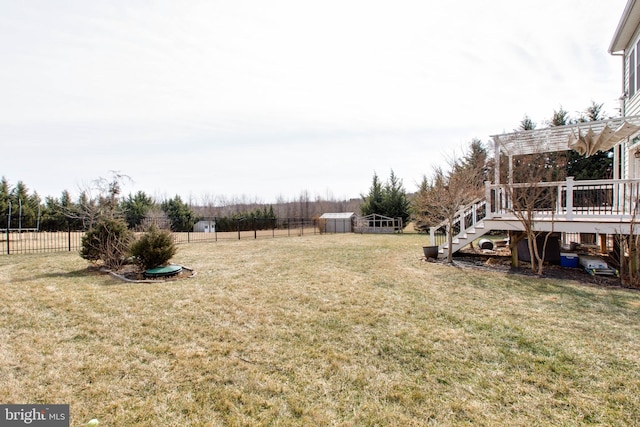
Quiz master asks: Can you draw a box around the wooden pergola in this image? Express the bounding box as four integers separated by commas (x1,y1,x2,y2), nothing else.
490,115,640,184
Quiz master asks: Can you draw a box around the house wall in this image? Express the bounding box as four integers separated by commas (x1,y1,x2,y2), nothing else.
624,21,640,116
622,24,640,178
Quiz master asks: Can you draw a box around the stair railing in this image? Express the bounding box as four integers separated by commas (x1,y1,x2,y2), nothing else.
429,198,487,247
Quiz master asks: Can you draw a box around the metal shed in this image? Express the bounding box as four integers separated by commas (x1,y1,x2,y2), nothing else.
193,219,216,233
320,212,355,233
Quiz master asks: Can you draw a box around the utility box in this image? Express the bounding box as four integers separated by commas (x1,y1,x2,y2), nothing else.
578,255,619,277
560,252,579,268
578,256,608,270
517,236,560,263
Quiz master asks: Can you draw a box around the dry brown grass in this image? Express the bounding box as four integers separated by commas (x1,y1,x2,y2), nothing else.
1,233,640,426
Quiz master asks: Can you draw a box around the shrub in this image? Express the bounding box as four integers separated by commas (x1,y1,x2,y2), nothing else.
80,218,133,270
130,225,177,270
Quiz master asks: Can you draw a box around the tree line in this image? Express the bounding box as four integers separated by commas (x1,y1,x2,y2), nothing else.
2,100,610,240
0,175,362,233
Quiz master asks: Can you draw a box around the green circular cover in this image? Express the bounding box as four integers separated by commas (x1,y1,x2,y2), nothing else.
144,265,182,277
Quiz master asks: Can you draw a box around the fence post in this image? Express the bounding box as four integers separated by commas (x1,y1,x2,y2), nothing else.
6,203,11,255
68,222,72,252
254,218,257,239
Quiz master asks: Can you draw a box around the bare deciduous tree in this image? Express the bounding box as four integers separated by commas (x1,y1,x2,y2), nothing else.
63,172,131,229
413,151,485,263
504,152,557,275
617,201,640,288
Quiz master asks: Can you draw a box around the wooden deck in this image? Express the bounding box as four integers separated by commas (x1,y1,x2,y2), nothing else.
430,178,640,257
486,178,640,234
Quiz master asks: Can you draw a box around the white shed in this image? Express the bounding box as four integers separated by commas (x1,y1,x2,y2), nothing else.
193,220,216,233
320,212,355,233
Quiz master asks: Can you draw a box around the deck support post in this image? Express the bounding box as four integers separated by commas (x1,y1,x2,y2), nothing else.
599,234,608,254
565,177,574,220
484,181,493,219
509,231,525,268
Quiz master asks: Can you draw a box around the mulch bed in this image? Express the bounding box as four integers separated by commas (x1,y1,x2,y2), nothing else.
428,248,624,288
90,264,197,283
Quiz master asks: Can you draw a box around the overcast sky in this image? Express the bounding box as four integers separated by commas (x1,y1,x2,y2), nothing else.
0,0,629,204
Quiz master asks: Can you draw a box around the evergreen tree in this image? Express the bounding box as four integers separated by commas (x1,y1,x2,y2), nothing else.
580,100,605,122
361,171,410,228
543,106,571,181
458,138,489,184
10,181,40,228
0,177,10,222
548,106,571,127
360,173,385,216
567,101,611,179
122,191,156,229
382,170,411,226
41,196,65,231
161,195,196,232
519,115,536,131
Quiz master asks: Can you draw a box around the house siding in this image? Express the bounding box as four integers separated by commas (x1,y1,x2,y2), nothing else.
625,27,640,116
620,20,640,179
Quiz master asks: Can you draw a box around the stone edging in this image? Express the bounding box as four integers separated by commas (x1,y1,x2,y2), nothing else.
106,265,197,283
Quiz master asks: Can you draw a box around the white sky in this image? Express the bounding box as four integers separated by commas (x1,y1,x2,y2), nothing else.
0,0,630,204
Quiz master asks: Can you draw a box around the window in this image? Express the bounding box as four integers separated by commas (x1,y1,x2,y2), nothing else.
630,48,636,98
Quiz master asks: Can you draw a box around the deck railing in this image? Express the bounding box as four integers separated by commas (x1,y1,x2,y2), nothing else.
486,177,640,220
428,198,487,246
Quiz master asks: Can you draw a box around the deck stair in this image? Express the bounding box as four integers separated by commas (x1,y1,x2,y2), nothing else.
429,199,493,259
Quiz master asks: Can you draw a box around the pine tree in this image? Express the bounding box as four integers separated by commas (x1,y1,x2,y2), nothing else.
122,191,156,229
361,171,410,228
161,195,196,232
382,170,410,226
519,115,536,131
0,177,10,220
11,181,40,228
567,101,611,179
360,173,385,216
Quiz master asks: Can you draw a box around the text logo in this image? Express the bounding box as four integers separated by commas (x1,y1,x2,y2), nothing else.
0,405,69,427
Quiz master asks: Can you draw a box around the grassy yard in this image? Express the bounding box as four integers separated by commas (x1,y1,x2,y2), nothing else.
1,233,639,426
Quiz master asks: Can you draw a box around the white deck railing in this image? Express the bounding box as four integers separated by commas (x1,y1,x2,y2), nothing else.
428,178,640,249
428,198,487,246
485,178,640,220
